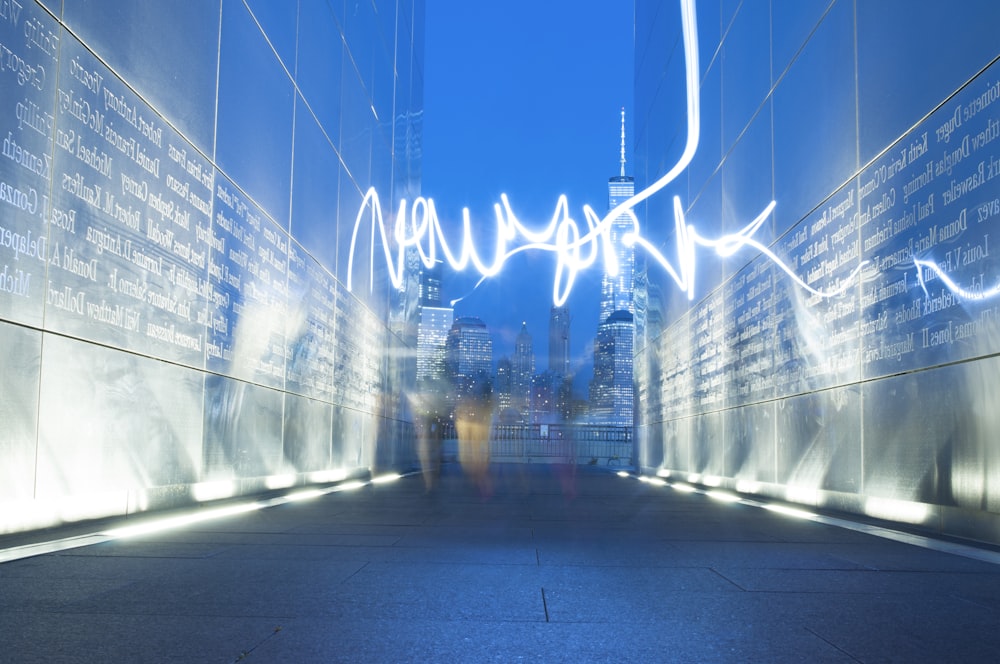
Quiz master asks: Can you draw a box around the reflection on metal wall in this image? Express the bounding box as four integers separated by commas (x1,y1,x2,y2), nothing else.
634,0,1000,544
0,1,421,534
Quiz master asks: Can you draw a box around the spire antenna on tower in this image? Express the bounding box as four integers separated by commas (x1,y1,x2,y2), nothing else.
620,107,626,178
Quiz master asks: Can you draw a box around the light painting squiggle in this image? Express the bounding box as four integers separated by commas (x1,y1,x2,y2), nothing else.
915,258,1000,301
347,0,866,306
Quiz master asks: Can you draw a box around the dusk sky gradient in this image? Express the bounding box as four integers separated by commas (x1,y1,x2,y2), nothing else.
421,1,635,389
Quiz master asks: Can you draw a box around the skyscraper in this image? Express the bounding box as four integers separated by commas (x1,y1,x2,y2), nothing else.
512,322,535,416
547,306,572,422
416,258,452,394
548,306,571,377
589,310,634,427
495,356,513,414
417,305,454,390
445,317,494,398
600,109,636,323
418,260,444,307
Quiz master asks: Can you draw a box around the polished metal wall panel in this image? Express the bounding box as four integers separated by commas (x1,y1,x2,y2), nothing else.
685,174,724,304
206,172,289,389
61,0,221,156
862,361,1000,510
657,416,691,474
285,247,337,401
332,405,371,470
856,0,1000,166
688,289,726,416
0,321,41,503
776,385,861,495
772,0,857,236
216,0,294,228
0,1,56,328
339,70,374,207
289,107,341,275
722,107,776,249
769,1,829,108
202,373,282,479
35,0,59,16
282,393,333,473
243,0,297,73
635,423,661,471
724,401,776,484
36,333,204,497
336,178,370,296
374,417,415,473
45,35,214,367
858,72,1000,380
332,288,385,413
655,309,694,421
652,419,691,470
724,257,777,408
690,408,724,476
720,6,769,153
294,5,344,147
633,327,656,425
0,1,419,535
772,180,863,394
685,65,721,207
634,1,1000,541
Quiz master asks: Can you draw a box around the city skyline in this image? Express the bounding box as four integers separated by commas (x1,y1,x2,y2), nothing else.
422,0,633,390
414,116,633,393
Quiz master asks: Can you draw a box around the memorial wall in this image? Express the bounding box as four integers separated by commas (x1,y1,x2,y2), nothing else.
0,0,422,534
633,0,1000,543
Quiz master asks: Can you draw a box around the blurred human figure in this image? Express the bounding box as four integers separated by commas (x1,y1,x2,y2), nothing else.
408,381,447,493
455,374,494,498
554,426,578,500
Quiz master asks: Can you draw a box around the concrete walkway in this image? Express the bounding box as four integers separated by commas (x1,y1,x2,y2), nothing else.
3,464,1000,662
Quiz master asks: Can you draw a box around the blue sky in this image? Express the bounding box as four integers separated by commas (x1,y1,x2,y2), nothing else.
421,1,634,389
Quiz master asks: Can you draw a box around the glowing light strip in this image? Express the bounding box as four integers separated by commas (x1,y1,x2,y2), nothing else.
614,472,1000,564
347,0,863,305
0,473,419,562
914,258,1000,301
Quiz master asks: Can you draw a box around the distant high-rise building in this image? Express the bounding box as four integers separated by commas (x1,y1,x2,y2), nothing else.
600,108,636,323
530,371,556,424
589,310,634,427
418,260,444,307
512,322,535,415
495,356,513,414
416,305,454,389
445,317,494,398
548,306,570,377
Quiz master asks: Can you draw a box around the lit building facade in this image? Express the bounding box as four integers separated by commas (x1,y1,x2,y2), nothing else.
590,310,634,427
511,322,535,415
633,0,1000,545
445,317,493,398
530,372,556,424
495,356,514,415
417,305,454,389
599,109,636,322
546,306,573,422
548,306,571,377
418,261,444,307
0,0,423,534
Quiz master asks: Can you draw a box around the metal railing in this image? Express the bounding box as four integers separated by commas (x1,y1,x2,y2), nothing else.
442,423,633,467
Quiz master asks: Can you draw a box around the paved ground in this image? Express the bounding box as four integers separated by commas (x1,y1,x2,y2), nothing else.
3,463,1000,663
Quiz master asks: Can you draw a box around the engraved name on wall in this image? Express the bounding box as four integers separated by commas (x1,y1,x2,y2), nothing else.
0,6,386,404
655,62,1000,420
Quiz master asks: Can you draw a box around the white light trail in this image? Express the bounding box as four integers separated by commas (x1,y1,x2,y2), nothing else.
914,257,1000,301
347,0,865,305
